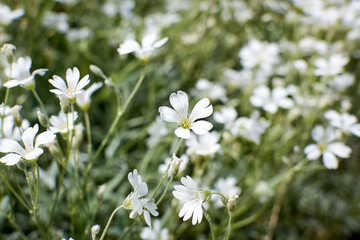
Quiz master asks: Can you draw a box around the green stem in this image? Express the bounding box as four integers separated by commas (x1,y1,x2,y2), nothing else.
99,205,124,240
5,214,29,240
224,211,233,240
84,111,92,160
203,207,215,240
31,88,48,117
119,218,140,240
84,65,147,180
0,173,31,211
156,176,174,205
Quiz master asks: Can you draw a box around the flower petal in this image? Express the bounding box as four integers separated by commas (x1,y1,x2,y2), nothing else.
189,98,213,121
35,131,56,148
304,144,321,160
174,127,191,139
322,151,338,169
24,148,43,161
22,124,39,151
0,153,22,166
190,121,213,135
159,106,180,123
170,91,189,117
0,139,26,155
328,142,351,158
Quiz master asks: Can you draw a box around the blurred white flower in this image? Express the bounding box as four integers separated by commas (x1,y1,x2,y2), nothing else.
76,82,103,111
304,125,352,169
293,59,308,72
193,78,228,103
239,39,280,76
328,73,354,91
254,181,274,203
123,169,158,227
314,54,349,76
173,176,210,225
0,43,16,56
0,104,29,140
250,85,293,114
231,111,269,144
159,91,213,139
43,12,69,33
0,124,55,165
146,116,169,147
66,27,92,42
325,110,360,137
186,132,220,156
298,37,327,56
140,220,169,240
4,56,48,89
103,0,135,19
213,177,241,208
213,106,237,130
49,67,90,103
49,111,78,134
0,3,24,25
117,33,168,62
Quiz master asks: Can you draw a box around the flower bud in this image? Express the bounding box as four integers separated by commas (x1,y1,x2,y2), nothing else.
170,154,183,177
90,64,108,80
59,96,70,114
1,43,16,64
91,224,100,239
10,105,22,127
37,109,48,127
227,193,238,212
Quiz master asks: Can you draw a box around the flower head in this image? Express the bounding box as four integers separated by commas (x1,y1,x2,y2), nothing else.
4,56,48,89
123,169,159,227
304,125,352,169
186,132,220,156
49,111,78,134
117,33,168,62
173,176,210,225
324,110,360,137
140,220,169,240
0,124,55,165
0,3,24,25
76,82,103,111
159,91,213,139
49,67,90,103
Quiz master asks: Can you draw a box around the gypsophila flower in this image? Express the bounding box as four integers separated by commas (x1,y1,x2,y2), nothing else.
173,176,210,225
250,85,293,114
49,111,78,134
304,125,352,169
76,82,103,111
324,110,360,137
49,67,90,103
4,56,48,89
123,169,159,227
117,33,168,62
159,90,213,139
0,124,55,165
140,220,169,240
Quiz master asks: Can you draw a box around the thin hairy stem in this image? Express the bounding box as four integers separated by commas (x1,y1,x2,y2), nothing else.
203,207,216,240
99,205,124,240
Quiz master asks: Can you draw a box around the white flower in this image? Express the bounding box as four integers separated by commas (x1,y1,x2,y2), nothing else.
328,73,354,91
0,124,55,165
213,106,237,130
324,110,360,137
140,220,169,240
186,132,220,156
159,90,213,139
231,111,269,144
4,56,48,89
42,12,69,33
76,82,103,111
304,125,352,169
173,176,209,225
117,33,168,62
250,85,293,114
254,181,274,203
49,67,90,103
193,78,228,103
49,111,78,134
213,177,241,208
0,3,24,25
123,169,159,227
239,39,280,76
314,54,349,76
146,116,169,147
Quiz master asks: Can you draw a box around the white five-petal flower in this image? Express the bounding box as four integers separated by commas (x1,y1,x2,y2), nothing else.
4,56,48,89
159,91,213,139
0,124,55,165
304,125,352,169
49,111,78,134
173,176,209,225
117,33,168,62
123,169,159,227
49,67,90,103
324,110,360,137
